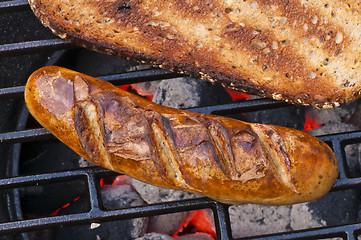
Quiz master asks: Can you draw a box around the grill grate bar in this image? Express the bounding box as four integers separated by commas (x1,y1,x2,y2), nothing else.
333,177,361,191
99,69,180,85
0,0,28,13
0,167,108,189
0,197,215,235
0,86,25,99
331,140,348,180
213,203,233,240
0,39,72,57
0,69,179,100
0,128,51,144
188,98,288,115
318,131,361,146
2,122,360,146
87,171,101,210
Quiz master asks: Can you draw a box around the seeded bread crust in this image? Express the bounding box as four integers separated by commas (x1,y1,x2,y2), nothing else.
29,0,361,108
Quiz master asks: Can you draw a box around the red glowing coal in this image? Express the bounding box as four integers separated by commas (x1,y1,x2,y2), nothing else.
304,112,321,131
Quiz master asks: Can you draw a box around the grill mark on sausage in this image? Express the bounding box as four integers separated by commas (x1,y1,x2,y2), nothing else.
145,111,193,189
206,118,238,180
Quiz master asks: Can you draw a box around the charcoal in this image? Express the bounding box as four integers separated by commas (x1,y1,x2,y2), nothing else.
176,233,214,240
306,190,359,227
153,77,233,108
305,102,358,126
229,205,293,238
132,81,161,98
131,178,200,204
147,211,195,236
135,233,173,240
190,209,216,236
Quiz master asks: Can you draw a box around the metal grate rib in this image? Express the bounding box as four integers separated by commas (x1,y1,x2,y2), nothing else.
0,0,28,13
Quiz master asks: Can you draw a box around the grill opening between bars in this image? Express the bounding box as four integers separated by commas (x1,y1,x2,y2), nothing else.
1,1,361,240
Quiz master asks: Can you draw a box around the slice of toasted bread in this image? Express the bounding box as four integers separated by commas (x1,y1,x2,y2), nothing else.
29,0,361,108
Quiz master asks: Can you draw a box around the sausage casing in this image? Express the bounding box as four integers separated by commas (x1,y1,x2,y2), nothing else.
25,66,339,205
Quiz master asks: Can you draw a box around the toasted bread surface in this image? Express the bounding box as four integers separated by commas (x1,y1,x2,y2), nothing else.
29,0,361,107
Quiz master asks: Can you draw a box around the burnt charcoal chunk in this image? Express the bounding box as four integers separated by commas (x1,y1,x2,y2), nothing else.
153,77,233,108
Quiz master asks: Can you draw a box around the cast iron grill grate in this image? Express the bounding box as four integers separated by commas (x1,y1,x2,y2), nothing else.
1,1,361,239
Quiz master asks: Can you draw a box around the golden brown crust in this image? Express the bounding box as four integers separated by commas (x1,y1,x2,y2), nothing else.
28,0,361,108
25,66,339,205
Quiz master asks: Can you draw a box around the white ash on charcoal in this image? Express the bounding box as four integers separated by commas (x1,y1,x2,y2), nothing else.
131,178,200,203
146,209,216,237
230,205,293,238
135,233,173,240
78,156,97,168
131,178,201,237
230,191,359,238
135,232,214,240
146,211,196,236
132,80,161,99
347,102,361,129
305,102,359,127
175,233,214,240
152,76,233,108
100,175,148,239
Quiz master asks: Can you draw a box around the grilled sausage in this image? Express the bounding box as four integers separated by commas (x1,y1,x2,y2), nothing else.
25,66,339,205
28,0,361,108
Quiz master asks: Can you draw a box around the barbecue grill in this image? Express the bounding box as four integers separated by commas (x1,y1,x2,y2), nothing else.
1,1,361,239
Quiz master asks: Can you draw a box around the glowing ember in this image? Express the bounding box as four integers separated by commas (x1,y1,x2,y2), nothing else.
50,196,80,216
190,210,216,238
304,112,321,131
120,85,248,102
100,176,117,187
100,175,132,188
173,209,216,239
225,88,249,101
118,84,132,91
118,85,153,101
